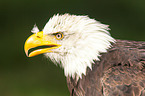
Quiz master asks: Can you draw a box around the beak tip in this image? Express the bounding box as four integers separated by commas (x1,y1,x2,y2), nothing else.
24,50,29,57
26,53,29,57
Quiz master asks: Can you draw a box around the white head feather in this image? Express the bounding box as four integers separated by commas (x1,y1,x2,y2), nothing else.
31,24,40,34
42,14,115,79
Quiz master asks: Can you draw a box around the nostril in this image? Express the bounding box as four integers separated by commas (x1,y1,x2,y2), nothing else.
37,36,41,38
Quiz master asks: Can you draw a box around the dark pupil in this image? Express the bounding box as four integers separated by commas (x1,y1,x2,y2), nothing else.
57,34,61,38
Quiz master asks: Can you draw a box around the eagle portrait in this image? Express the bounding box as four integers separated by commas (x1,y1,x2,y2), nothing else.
24,14,145,96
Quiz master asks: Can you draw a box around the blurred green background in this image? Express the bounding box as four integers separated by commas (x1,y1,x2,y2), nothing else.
0,0,145,96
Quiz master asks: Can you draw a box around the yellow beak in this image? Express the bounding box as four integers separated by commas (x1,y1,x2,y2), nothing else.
24,31,61,57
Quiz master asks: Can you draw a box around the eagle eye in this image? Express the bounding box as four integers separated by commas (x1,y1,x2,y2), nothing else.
54,32,64,40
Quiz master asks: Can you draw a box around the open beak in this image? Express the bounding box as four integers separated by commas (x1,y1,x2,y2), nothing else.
24,31,61,57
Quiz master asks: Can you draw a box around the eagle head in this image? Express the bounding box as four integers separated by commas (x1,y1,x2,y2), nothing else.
24,14,115,79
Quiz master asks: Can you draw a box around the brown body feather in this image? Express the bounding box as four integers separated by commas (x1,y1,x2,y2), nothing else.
67,39,145,96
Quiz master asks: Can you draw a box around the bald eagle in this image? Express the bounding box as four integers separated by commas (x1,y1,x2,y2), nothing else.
24,14,145,96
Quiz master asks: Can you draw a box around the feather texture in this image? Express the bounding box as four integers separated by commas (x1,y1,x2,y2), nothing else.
31,24,39,34
43,14,115,79
29,13,145,96
67,39,145,96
